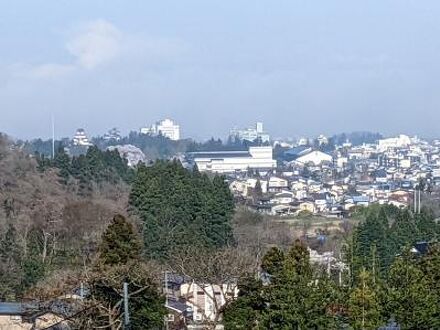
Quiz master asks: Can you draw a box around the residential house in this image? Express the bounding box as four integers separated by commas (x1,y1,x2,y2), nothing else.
267,176,288,192
0,302,68,330
298,201,316,214
270,191,295,205
180,282,238,324
311,193,331,212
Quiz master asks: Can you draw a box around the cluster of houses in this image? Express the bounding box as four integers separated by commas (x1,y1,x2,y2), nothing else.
194,134,440,217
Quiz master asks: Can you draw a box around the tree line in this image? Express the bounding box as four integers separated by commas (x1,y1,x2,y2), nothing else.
36,145,134,192
224,238,440,330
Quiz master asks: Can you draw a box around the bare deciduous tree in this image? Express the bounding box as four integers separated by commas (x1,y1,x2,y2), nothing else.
169,246,256,329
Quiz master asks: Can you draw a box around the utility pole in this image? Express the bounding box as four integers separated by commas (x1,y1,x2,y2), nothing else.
80,282,84,300
414,188,417,213
372,245,376,285
123,282,130,329
164,271,169,330
418,188,421,214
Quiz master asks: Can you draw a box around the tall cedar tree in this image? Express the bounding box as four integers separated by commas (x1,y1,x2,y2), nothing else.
98,214,142,265
348,269,383,330
261,246,285,277
82,214,165,329
223,277,265,329
386,250,439,329
261,240,339,329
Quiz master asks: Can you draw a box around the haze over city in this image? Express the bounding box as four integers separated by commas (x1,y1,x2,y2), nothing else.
3,2,440,329
2,0,440,139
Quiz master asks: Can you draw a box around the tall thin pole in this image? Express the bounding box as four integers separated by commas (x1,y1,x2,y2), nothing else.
165,271,169,330
418,189,421,214
414,189,417,213
51,114,55,159
123,282,130,329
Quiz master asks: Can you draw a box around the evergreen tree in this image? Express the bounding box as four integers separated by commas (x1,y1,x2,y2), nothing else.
261,246,284,277
418,243,440,326
223,277,265,329
261,240,338,329
53,146,71,182
0,224,21,299
253,179,263,202
78,215,165,329
21,227,46,290
386,250,439,329
98,214,142,266
353,212,389,278
414,208,440,242
348,269,383,330
129,161,234,259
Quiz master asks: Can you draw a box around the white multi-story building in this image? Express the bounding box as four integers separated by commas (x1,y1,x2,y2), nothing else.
189,146,277,173
317,134,329,145
72,128,92,146
140,118,180,141
229,122,270,143
377,134,411,152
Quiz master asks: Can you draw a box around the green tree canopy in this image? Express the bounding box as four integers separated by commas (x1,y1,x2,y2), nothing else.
98,214,142,266
129,160,234,259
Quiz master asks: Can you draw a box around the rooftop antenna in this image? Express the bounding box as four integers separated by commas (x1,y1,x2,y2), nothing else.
51,114,55,159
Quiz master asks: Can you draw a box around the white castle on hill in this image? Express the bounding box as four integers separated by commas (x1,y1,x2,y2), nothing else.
72,128,93,146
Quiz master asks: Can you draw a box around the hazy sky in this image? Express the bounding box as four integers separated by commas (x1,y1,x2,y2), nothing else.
1,0,440,140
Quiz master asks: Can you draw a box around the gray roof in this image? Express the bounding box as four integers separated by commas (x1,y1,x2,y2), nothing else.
166,298,193,317
0,302,38,315
188,151,251,159
0,302,23,315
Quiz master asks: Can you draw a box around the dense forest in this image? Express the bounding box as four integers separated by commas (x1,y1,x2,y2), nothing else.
1,134,440,329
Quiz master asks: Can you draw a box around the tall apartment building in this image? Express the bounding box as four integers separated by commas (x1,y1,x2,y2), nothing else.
229,122,270,143
140,118,180,141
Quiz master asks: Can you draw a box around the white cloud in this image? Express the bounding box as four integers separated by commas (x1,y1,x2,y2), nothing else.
7,19,187,82
66,19,123,69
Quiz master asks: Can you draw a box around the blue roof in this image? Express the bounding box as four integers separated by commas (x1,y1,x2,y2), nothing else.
284,146,311,157
0,302,27,315
352,196,370,203
0,302,38,315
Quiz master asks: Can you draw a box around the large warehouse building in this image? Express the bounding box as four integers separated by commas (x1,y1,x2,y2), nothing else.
187,146,277,173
